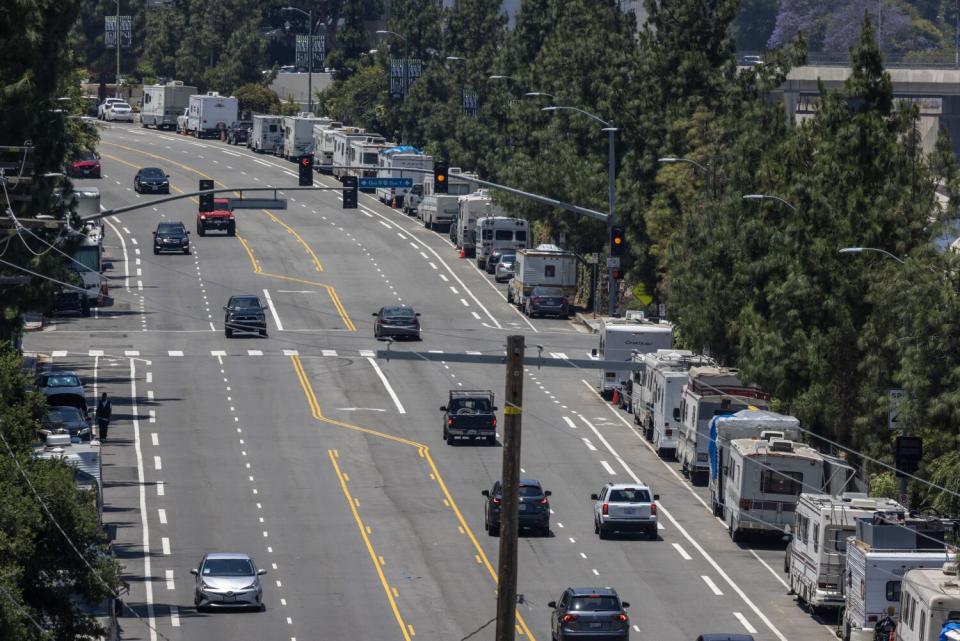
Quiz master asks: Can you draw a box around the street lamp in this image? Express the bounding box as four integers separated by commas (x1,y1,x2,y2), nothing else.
543,105,619,316
446,56,468,62
838,246,907,265
742,193,797,211
282,6,320,115
523,91,557,100
658,156,714,198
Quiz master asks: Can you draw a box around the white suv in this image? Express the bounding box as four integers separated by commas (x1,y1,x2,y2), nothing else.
591,482,659,539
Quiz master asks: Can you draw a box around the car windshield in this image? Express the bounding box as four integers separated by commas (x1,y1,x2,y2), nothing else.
608,488,651,503
518,485,543,497
533,287,563,296
202,558,255,577
79,151,98,161
448,397,491,413
47,407,82,422
141,168,165,177
113,103,130,109
232,298,261,310
384,307,416,318
570,596,620,612
157,224,183,235
42,374,80,388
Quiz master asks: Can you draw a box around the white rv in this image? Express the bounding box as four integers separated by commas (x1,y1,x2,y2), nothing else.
724,437,826,541
249,115,283,154
507,244,579,309
631,350,714,457
452,189,498,253
841,516,951,641
789,494,905,610
676,367,770,485
282,114,328,161
321,126,363,174
333,131,383,179
347,136,393,187
475,217,529,268
418,171,474,231
897,563,960,641
594,314,673,397
376,147,433,207
185,92,239,138
140,81,195,129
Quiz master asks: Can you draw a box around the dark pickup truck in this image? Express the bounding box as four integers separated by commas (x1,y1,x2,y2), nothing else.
441,390,497,445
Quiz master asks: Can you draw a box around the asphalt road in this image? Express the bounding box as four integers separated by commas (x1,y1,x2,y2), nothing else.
24,123,840,641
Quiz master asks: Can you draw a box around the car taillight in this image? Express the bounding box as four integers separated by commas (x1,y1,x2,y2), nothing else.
200,215,206,220
739,498,752,510
491,417,497,427
531,297,541,303
650,503,657,516
602,503,608,515
665,428,672,437
540,497,549,505
616,614,628,622
561,614,578,623
492,497,501,505
447,418,453,426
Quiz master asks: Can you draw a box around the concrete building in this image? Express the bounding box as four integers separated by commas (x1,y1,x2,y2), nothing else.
269,72,336,114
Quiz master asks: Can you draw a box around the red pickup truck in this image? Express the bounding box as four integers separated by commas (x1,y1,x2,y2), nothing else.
196,198,235,236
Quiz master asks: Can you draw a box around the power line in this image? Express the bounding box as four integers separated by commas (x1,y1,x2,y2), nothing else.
0,581,52,639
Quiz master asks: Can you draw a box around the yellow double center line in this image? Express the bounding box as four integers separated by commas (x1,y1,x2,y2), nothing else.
291,355,537,640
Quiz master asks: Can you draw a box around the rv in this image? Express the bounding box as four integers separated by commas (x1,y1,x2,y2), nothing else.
184,92,239,138
418,170,474,231
34,432,103,511
282,114,329,161
333,131,383,179
140,81,195,129
632,350,715,457
346,135,393,187
507,244,579,309
723,436,826,541
788,494,905,610
320,126,363,174
453,189,500,253
841,516,950,641
249,115,283,154
475,217,529,268
376,147,433,208
896,562,960,641
676,366,770,485
593,314,673,397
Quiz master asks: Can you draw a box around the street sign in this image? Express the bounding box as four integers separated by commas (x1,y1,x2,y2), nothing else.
888,389,905,430
607,256,621,269
587,252,599,264
358,177,413,190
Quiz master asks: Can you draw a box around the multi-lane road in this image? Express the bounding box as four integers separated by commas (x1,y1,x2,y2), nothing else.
25,124,835,641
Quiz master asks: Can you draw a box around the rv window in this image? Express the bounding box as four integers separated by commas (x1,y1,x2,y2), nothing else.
482,229,493,241
515,230,527,241
494,230,512,240
812,524,819,552
269,125,278,132
759,470,803,496
829,526,854,552
545,265,556,278
919,610,926,641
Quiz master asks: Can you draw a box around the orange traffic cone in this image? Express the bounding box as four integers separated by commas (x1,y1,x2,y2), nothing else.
391,197,397,209
612,388,620,406
460,247,466,259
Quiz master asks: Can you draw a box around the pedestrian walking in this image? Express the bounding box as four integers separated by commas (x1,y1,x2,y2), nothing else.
97,392,113,441
875,606,897,641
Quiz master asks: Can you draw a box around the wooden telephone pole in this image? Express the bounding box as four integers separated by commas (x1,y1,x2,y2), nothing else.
495,335,524,641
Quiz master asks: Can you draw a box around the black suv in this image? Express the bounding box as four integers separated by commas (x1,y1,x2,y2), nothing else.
548,588,631,641
227,121,252,145
481,478,551,536
134,167,170,194
224,295,267,338
153,222,190,254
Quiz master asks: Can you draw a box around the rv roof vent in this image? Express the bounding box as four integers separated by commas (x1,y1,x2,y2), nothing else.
206,91,220,96
759,430,785,442
624,310,645,322
45,433,72,448
170,80,183,86
449,167,462,173
768,439,794,453
841,492,869,501
944,559,958,576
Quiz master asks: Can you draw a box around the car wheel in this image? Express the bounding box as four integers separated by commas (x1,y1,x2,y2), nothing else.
442,425,448,441
259,329,267,337
598,523,608,539
486,434,496,445
488,520,498,536
648,526,658,539
183,247,190,254
197,226,205,236
153,247,159,255
594,518,600,534
227,223,236,237
225,327,233,338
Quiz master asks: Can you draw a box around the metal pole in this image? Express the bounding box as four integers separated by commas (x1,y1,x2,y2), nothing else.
115,0,121,98
403,39,408,144
307,9,313,115
495,335,524,641
606,125,617,317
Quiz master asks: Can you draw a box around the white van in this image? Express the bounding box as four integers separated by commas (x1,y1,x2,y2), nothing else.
595,315,673,397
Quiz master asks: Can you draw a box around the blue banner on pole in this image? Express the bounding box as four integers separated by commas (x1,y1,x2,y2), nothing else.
358,177,413,189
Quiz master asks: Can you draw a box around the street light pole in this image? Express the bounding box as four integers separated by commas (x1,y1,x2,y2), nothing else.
742,193,797,211
115,0,121,98
375,30,410,143
658,156,713,199
307,7,313,115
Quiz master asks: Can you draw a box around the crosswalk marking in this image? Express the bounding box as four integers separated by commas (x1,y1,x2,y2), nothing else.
210,350,227,357
322,349,338,357
89,349,104,357
168,350,183,357
247,350,263,356
51,350,67,358
282,349,299,356
125,350,140,357
359,349,375,357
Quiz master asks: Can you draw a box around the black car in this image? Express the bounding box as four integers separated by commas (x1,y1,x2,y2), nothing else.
372,305,421,340
482,478,551,536
51,290,90,317
227,121,252,145
41,405,92,441
525,286,570,318
134,167,170,194
224,294,267,338
153,222,190,254
548,588,631,641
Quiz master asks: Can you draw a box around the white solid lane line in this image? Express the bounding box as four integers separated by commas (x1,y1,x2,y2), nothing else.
366,357,406,414
102,215,130,292
129,358,157,641
263,288,284,331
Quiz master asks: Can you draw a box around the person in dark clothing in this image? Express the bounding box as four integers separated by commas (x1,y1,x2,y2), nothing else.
874,606,897,641
97,392,112,441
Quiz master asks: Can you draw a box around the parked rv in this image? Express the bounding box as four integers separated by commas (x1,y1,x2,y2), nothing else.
282,114,329,161
896,563,960,641
592,313,673,396
347,135,393,187
140,81,196,129
507,244,579,313
418,170,474,231
249,115,283,154
182,92,239,138
322,126,364,175
332,130,382,179
475,217,529,269
376,147,433,207
453,190,502,256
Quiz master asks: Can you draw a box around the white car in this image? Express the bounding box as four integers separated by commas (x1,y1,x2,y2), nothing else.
591,482,659,539
105,102,133,122
97,98,123,120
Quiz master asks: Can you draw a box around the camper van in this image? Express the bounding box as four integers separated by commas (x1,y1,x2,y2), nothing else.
788,494,905,610
333,131,384,180
676,367,770,485
376,147,433,207
319,126,362,174
140,81,195,129
346,136,393,187
896,563,960,641
452,189,499,250
282,114,328,161
631,350,714,457
475,217,529,269
249,115,283,154
418,171,474,231
595,314,673,398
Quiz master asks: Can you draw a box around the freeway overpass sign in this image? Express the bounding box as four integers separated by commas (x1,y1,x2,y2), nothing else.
358,177,413,189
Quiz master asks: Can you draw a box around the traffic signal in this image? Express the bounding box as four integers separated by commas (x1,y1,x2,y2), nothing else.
610,225,625,257
199,179,214,213
299,155,314,186
434,163,448,194
894,436,923,477
342,175,358,209
611,268,624,280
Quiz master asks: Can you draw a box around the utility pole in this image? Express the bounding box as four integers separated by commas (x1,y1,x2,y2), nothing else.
495,335,524,641
307,7,313,115
115,0,121,98
606,122,617,317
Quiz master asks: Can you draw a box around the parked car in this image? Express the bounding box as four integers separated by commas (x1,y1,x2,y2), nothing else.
134,167,170,194
40,406,92,441
50,290,90,317
482,478,551,536
226,121,252,145
36,371,87,413
191,552,266,611
152,221,190,254
372,305,421,340
548,587,631,641
494,254,516,283
485,250,505,274
197,198,235,236
223,294,267,338
592,482,659,539
524,285,570,318
69,151,101,178
97,98,124,120
104,101,134,122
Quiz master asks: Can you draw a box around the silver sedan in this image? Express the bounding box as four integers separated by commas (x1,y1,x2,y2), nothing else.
191,552,266,611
